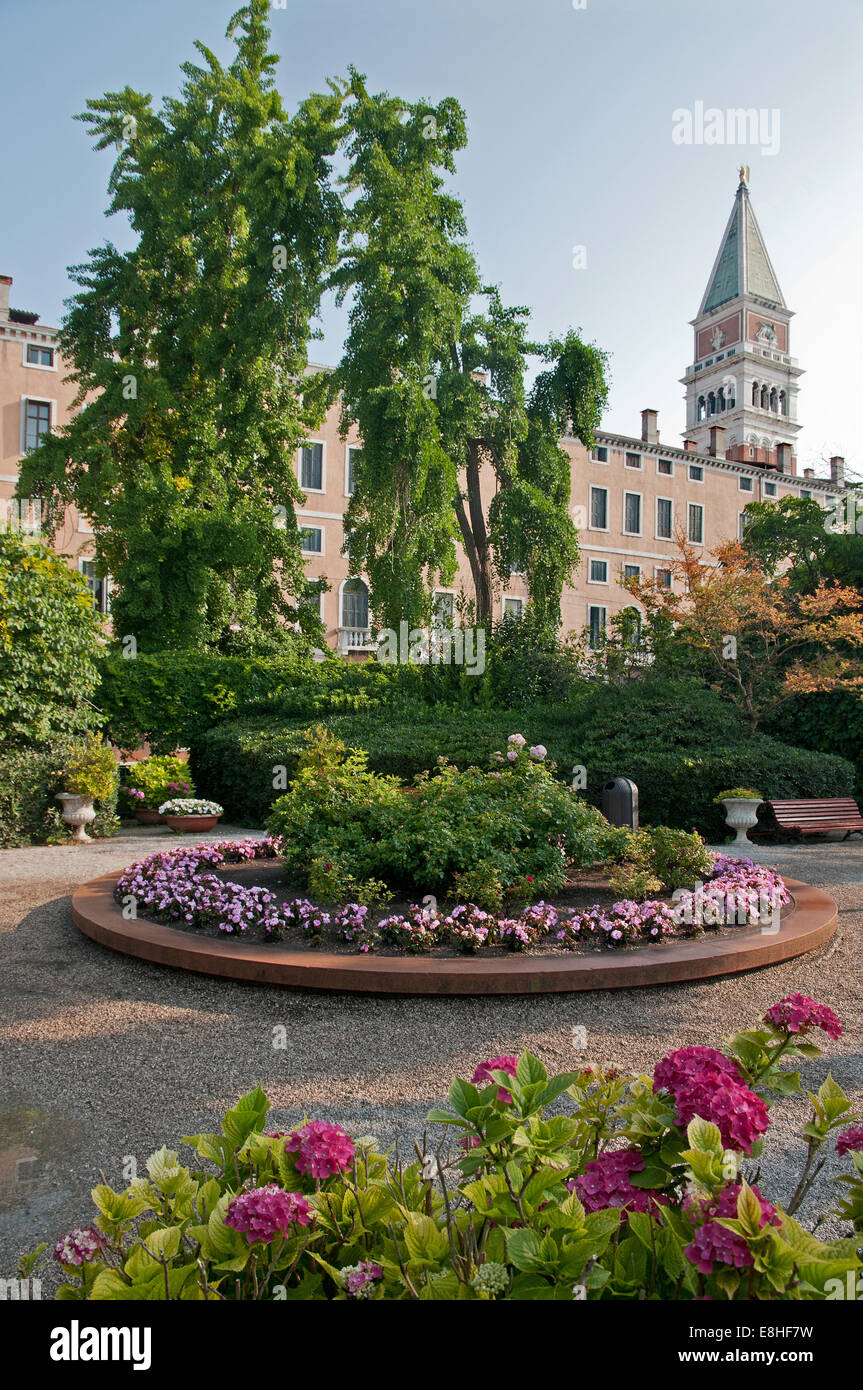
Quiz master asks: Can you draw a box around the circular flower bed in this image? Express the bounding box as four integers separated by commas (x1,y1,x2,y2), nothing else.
113,840,790,956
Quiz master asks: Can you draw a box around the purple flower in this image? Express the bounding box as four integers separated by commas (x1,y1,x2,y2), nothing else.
225,1185,313,1243
53,1226,105,1267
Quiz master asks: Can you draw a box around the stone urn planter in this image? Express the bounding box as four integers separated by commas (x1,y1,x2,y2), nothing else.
721,797,762,847
162,814,220,834
134,806,165,826
55,792,96,843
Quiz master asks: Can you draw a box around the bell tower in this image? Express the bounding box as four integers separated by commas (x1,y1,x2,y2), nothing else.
681,169,803,469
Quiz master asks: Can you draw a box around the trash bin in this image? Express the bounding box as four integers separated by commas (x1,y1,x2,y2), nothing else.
602,778,638,830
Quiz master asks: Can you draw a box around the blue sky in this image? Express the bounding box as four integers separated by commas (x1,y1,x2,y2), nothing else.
2,0,861,477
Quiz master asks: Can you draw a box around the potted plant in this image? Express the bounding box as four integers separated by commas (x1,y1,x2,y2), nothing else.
158,798,223,833
124,756,195,825
715,787,764,847
56,736,118,843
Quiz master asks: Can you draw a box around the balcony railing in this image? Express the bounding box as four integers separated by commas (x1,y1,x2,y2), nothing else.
338,626,374,653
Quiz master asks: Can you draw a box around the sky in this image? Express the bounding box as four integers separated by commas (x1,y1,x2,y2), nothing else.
2,0,862,479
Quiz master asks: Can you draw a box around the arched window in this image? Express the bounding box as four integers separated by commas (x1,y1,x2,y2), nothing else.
760,385,769,409
718,387,726,412
707,391,716,416
769,387,778,413
697,395,706,422
779,390,787,416
751,381,759,406
340,578,369,632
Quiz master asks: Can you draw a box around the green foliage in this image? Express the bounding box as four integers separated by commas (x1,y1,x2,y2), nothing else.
266,730,624,901
714,787,763,802
30,1002,863,1301
17,0,342,654
0,746,119,847
614,826,714,896
62,734,118,805
124,755,195,810
0,532,103,749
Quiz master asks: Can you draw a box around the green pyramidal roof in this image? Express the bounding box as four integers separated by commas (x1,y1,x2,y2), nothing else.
699,176,785,314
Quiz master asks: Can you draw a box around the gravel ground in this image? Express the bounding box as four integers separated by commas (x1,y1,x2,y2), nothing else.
0,824,860,1292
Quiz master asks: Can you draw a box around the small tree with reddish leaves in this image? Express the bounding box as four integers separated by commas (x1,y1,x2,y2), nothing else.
625,536,863,733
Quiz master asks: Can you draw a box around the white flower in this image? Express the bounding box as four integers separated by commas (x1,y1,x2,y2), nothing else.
507,734,526,746
507,750,518,762
529,745,547,761
158,798,223,816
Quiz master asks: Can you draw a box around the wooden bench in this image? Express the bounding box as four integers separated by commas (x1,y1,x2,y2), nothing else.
765,798,863,841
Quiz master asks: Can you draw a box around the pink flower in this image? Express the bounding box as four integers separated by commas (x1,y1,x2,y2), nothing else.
507,734,526,747
764,994,843,1041
225,1185,312,1243
684,1184,779,1273
472,1055,519,1102
285,1120,355,1179
653,1047,769,1154
506,750,518,762
837,1126,863,1157
342,1260,384,1298
529,745,547,761
53,1226,105,1266
574,1147,668,1218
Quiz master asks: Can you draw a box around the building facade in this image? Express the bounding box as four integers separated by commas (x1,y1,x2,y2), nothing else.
0,172,850,654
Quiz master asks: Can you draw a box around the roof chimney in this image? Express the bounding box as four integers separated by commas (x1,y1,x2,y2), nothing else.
775,443,791,474
641,408,659,445
708,425,726,460
682,439,698,454
0,276,11,323
803,468,815,480
830,455,846,486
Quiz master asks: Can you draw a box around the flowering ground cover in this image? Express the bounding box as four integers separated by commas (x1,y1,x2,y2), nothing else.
113,839,790,956
28,994,863,1301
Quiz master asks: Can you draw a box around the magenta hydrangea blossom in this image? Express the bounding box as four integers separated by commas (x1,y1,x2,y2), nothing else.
684,1184,779,1273
342,1260,384,1298
285,1120,355,1179
225,1185,312,1243
764,993,843,1041
472,1055,519,1102
836,1126,863,1157
574,1147,668,1217
653,1047,769,1154
53,1226,105,1266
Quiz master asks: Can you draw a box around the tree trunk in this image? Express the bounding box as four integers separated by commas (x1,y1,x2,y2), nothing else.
455,438,494,622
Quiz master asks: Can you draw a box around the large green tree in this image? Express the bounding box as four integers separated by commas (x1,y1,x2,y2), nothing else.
742,492,863,592
18,1,341,653
331,72,609,631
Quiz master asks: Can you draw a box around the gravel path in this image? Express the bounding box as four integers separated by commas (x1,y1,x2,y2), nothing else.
0,825,860,1292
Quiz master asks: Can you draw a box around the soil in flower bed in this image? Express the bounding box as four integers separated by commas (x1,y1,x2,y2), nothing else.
156,861,791,958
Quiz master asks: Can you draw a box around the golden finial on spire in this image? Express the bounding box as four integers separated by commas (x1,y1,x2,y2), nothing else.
738,165,750,186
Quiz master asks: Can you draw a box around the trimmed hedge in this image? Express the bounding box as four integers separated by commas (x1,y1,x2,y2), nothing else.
0,747,120,848
190,678,855,836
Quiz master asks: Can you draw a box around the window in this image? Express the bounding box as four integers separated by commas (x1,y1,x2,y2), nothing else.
299,442,324,490
341,578,369,630
79,560,109,614
345,446,362,496
299,525,323,554
502,596,524,619
657,458,673,476
688,464,703,482
656,497,673,539
589,559,608,584
738,475,754,492
688,502,704,544
24,399,50,453
298,587,324,621
625,452,642,470
800,489,812,500
26,344,54,367
623,492,642,535
592,446,608,463
589,485,608,530
764,481,777,498
432,591,455,627
587,605,607,649
623,563,641,583
655,567,672,589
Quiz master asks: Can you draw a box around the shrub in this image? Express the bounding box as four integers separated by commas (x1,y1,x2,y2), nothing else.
0,533,103,749
0,745,119,847
63,735,118,803
124,755,195,811
29,997,863,1301
266,731,626,903
611,826,715,899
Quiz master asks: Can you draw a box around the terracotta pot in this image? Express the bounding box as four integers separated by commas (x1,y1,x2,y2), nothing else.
162,814,220,834
135,807,165,825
